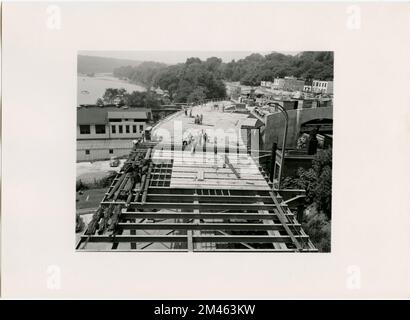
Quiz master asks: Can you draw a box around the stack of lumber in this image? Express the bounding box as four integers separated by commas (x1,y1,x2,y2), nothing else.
84,146,153,235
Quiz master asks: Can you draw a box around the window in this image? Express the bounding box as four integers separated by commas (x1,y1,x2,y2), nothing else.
85,150,90,155
133,125,137,133
95,125,106,134
79,125,90,134
139,125,144,133
109,149,113,154
124,119,129,121
111,125,116,134
108,118,121,122
119,125,123,134
126,125,130,133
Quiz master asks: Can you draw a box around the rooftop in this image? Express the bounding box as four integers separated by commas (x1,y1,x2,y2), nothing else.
77,105,150,125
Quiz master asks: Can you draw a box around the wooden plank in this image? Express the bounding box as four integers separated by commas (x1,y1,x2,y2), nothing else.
170,181,269,190
172,172,264,180
171,162,259,169
146,194,274,203
197,169,204,181
171,177,268,185
224,154,241,179
171,167,261,174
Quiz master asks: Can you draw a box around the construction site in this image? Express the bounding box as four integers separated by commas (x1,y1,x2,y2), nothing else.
76,101,318,252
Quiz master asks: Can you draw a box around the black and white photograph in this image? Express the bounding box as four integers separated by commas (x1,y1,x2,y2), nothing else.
75,51,333,252
2,1,409,301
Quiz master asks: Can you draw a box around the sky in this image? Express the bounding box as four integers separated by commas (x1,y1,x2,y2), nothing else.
79,50,301,64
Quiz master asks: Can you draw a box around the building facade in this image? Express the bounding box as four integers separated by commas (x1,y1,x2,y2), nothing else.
312,80,333,94
260,81,273,88
303,85,312,92
272,77,305,92
77,106,151,161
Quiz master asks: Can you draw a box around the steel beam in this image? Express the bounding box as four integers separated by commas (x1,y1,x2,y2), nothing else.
117,222,301,231
145,194,274,203
128,202,280,211
121,212,293,220
81,234,309,243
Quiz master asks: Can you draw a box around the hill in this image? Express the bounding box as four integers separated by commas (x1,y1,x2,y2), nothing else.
77,55,142,74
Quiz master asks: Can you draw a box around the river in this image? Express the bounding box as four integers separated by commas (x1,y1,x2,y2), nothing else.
77,74,146,106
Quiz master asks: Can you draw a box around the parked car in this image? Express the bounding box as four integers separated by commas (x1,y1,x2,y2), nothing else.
109,157,120,167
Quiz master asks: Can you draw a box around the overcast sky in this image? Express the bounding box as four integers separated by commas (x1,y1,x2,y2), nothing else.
79,50,300,64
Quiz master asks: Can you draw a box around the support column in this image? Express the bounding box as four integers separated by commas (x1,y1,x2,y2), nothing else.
270,142,277,182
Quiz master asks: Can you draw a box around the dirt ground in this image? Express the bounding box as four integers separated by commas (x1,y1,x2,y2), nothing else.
76,159,126,183
76,188,107,210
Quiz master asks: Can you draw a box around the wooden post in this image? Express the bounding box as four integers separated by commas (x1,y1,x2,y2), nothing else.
270,142,277,182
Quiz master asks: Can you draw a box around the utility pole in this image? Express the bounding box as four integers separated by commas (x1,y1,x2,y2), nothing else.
269,103,288,190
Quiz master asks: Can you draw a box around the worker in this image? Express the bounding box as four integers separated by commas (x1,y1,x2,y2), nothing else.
200,114,203,125
132,139,138,150
307,128,319,155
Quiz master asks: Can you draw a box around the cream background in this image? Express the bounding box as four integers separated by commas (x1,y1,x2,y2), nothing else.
1,2,410,299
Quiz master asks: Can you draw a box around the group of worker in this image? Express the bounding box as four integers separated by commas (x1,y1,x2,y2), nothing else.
194,114,203,125
212,103,225,112
182,129,209,152
184,107,204,125
184,108,192,117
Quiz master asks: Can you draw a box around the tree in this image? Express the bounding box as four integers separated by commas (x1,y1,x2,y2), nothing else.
282,147,332,219
280,147,332,252
113,61,167,88
302,210,331,252
152,58,226,103
123,91,161,109
221,51,333,84
186,57,202,65
102,88,126,104
110,51,333,103
187,86,206,103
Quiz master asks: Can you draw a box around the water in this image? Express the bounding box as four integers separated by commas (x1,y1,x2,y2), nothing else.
77,74,146,106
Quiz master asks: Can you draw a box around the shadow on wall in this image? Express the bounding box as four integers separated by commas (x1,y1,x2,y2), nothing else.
263,106,333,150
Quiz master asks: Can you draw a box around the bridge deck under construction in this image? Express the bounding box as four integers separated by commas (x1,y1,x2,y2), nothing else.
76,140,317,252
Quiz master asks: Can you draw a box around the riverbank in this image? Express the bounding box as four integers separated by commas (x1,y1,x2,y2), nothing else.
77,74,146,105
